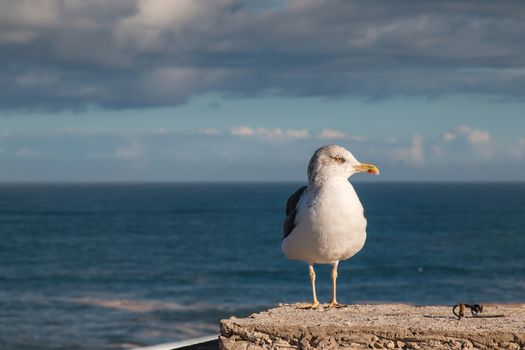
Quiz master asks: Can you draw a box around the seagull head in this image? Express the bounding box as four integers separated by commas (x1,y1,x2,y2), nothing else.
307,145,380,181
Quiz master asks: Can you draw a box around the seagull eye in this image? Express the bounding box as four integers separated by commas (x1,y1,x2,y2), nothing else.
332,156,345,163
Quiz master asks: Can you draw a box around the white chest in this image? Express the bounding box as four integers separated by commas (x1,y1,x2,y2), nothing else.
306,179,366,234
282,178,368,264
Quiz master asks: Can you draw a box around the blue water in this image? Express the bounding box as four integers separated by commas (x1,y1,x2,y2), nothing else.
0,183,524,350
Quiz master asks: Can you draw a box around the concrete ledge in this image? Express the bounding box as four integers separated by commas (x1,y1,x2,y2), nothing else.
220,304,524,349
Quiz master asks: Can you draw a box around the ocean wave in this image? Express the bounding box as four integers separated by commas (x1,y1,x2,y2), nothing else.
68,297,266,314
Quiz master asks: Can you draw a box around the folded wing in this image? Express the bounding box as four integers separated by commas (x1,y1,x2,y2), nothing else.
282,186,307,240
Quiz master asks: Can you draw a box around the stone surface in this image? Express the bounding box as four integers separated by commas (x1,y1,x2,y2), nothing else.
219,304,525,349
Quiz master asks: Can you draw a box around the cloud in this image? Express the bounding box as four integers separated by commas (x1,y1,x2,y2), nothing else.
444,126,491,145
2,0,525,111
286,129,310,139
230,126,309,140
317,129,368,142
114,0,230,52
466,129,491,144
318,129,346,139
198,128,223,136
388,133,425,165
230,126,256,137
438,125,493,159
510,137,525,159
86,135,149,162
1,126,525,181
442,132,456,142
452,125,490,145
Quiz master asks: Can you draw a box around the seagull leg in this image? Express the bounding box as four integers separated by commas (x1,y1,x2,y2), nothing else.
307,264,320,308
329,261,345,308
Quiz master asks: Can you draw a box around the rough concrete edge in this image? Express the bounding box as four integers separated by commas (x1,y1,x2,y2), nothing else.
220,318,524,350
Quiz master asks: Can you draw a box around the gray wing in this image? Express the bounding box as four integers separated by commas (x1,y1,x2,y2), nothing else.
282,186,307,240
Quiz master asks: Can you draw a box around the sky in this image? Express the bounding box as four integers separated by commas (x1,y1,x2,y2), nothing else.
1,0,524,182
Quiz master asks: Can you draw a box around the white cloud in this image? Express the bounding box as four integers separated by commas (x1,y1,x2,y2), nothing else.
510,137,525,159
199,128,222,136
388,133,425,165
410,133,425,165
231,126,256,136
317,129,367,142
442,132,456,142
440,125,493,159
318,129,346,139
230,126,310,140
252,128,283,140
442,125,491,145
467,129,491,144
115,0,228,51
286,129,310,139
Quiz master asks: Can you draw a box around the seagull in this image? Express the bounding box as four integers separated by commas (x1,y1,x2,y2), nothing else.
282,145,379,308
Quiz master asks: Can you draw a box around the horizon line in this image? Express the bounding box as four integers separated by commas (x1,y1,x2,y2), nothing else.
0,180,524,185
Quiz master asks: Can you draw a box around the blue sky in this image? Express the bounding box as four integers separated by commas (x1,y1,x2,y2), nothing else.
1,1,525,182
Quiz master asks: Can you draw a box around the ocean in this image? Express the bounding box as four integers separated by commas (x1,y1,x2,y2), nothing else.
1,183,524,350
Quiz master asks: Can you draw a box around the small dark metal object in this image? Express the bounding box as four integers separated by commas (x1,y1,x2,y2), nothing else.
453,304,484,319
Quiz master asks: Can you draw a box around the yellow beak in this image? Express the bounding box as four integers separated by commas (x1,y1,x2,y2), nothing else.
353,163,380,175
